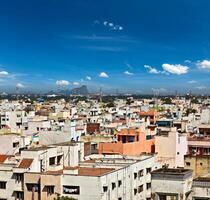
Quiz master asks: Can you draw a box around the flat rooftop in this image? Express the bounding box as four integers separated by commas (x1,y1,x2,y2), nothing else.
151,168,191,175
46,167,115,177
24,146,54,151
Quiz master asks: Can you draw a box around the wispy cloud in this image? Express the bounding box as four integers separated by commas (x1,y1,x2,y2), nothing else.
125,63,133,70
144,65,162,74
103,21,123,31
86,76,91,80
195,86,207,90
80,46,126,52
124,71,134,75
62,35,135,43
185,60,192,63
188,80,197,84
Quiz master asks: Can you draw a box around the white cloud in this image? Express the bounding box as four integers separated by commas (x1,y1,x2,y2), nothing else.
0,71,9,77
144,65,162,74
185,60,192,63
86,76,91,80
197,60,210,69
56,80,70,86
99,72,109,78
73,82,79,86
16,83,25,88
103,21,108,26
196,86,207,90
124,71,134,75
162,64,189,75
103,21,123,31
188,80,197,84
119,26,123,30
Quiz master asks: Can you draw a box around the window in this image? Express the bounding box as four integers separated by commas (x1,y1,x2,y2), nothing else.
146,182,151,189
186,162,191,166
49,157,56,165
146,167,152,174
15,173,23,183
13,142,19,148
57,155,63,165
0,181,6,189
26,184,40,192
177,152,180,155
138,169,144,178
138,185,143,193
134,188,137,195
200,162,203,166
46,186,54,195
134,172,137,179
103,186,108,192
118,198,122,200
15,191,24,200
112,182,116,190
118,180,122,187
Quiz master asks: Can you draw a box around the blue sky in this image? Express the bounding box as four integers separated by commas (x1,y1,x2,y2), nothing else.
0,0,210,94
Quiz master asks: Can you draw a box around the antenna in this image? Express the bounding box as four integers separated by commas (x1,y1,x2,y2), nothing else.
99,87,102,102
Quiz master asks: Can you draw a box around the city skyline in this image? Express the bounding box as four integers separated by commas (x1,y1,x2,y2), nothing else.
0,0,210,94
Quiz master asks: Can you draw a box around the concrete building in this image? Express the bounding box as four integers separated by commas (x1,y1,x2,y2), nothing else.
191,177,210,200
24,154,159,200
155,127,188,167
151,168,193,200
0,134,30,155
184,155,210,177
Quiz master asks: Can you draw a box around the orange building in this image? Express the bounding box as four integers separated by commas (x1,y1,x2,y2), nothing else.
98,127,155,156
139,110,158,124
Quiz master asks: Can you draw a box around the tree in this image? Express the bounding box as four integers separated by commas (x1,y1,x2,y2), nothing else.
162,97,172,104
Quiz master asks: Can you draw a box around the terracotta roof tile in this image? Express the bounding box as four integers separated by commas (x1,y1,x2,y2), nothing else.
0,155,9,163
46,167,115,177
78,167,114,176
18,159,33,169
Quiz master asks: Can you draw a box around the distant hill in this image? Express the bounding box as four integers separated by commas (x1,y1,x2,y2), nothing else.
71,85,89,95
46,85,89,96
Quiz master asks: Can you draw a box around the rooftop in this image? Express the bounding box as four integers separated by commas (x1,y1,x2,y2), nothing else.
151,168,191,175
46,167,115,177
0,155,10,164
17,158,33,169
